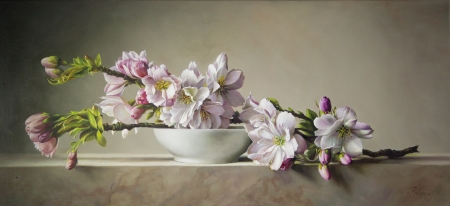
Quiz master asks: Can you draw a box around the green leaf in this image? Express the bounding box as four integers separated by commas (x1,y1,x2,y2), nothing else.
267,98,282,110
95,54,101,66
298,121,314,131
95,130,107,147
92,105,100,116
87,110,98,129
305,109,318,120
97,115,104,132
298,128,315,137
146,110,155,120
69,127,85,136
79,129,95,143
304,148,318,161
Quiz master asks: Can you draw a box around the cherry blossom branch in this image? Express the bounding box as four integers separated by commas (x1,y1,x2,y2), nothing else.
95,66,143,86
103,122,170,131
362,145,419,158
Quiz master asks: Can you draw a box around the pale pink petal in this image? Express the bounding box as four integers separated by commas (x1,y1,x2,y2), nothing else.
336,106,357,122
113,104,134,124
189,110,202,129
343,136,363,157
200,117,212,129
215,53,228,71
315,119,343,136
320,133,342,149
314,136,322,147
276,112,296,135
344,119,357,128
270,148,284,170
258,127,275,140
210,114,221,129
122,129,129,138
259,99,276,119
224,90,245,107
351,129,374,139
219,117,230,128
203,104,225,116
281,143,295,159
293,134,307,154
224,69,241,85
195,87,210,102
352,122,372,130
314,114,337,129
226,72,244,90
216,67,228,80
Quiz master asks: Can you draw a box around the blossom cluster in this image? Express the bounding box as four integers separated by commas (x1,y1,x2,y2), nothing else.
26,51,384,179
98,51,245,137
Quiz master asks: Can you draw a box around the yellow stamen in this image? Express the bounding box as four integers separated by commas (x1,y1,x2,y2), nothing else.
337,126,351,139
200,110,210,121
155,80,171,91
180,91,193,104
273,136,285,146
217,76,226,93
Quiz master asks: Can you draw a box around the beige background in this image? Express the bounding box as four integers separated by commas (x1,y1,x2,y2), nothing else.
1,0,449,155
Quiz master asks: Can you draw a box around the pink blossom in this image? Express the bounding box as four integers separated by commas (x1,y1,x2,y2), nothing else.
143,64,181,107
135,88,149,104
103,66,127,96
189,100,224,129
319,149,331,165
169,87,210,128
113,51,150,79
34,137,58,157
25,113,53,143
246,112,307,170
239,94,277,132
97,96,135,124
206,53,245,107
339,153,352,165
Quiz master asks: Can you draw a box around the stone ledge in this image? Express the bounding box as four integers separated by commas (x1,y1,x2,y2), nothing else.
1,154,449,205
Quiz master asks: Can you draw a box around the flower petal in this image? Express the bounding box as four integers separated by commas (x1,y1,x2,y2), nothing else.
276,112,296,135
336,106,357,123
224,90,245,107
343,136,363,157
293,134,307,154
270,148,284,170
314,114,337,129
320,132,342,149
315,119,343,136
113,104,134,124
224,69,242,85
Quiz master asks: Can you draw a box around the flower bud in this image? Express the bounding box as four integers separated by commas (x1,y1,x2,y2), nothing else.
339,153,352,165
318,164,331,180
135,88,149,104
319,96,332,113
45,67,64,78
130,106,145,120
41,56,62,68
319,149,331,165
65,159,77,170
25,113,52,142
280,158,294,171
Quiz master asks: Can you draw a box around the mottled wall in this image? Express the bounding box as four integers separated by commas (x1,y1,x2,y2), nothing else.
1,1,449,155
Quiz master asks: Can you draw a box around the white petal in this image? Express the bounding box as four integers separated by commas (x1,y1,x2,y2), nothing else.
113,104,134,124
270,148,284,170
258,127,276,140
259,99,277,119
315,119,343,136
336,106,357,123
281,143,295,158
224,90,245,107
344,119,357,128
320,133,342,149
314,114,337,129
314,136,322,147
276,112,296,135
343,136,363,157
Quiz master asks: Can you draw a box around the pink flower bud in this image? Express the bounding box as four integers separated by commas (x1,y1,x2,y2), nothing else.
319,96,332,113
65,159,77,170
319,149,331,165
318,164,331,180
25,113,52,143
339,153,352,165
41,56,61,68
45,67,64,78
280,158,294,171
66,151,78,170
130,106,145,120
68,150,77,160
135,88,149,104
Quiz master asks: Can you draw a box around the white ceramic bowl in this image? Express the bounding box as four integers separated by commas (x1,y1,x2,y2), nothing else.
153,126,251,164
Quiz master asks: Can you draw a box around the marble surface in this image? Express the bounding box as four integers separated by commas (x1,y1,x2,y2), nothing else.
1,154,449,206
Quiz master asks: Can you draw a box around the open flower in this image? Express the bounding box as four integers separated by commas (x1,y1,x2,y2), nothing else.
206,53,245,107
143,64,181,107
25,113,53,143
97,96,136,125
247,112,307,170
103,66,127,96
313,106,374,157
239,95,277,132
189,100,224,129
34,137,58,157
169,87,210,128
180,62,205,88
113,51,150,79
